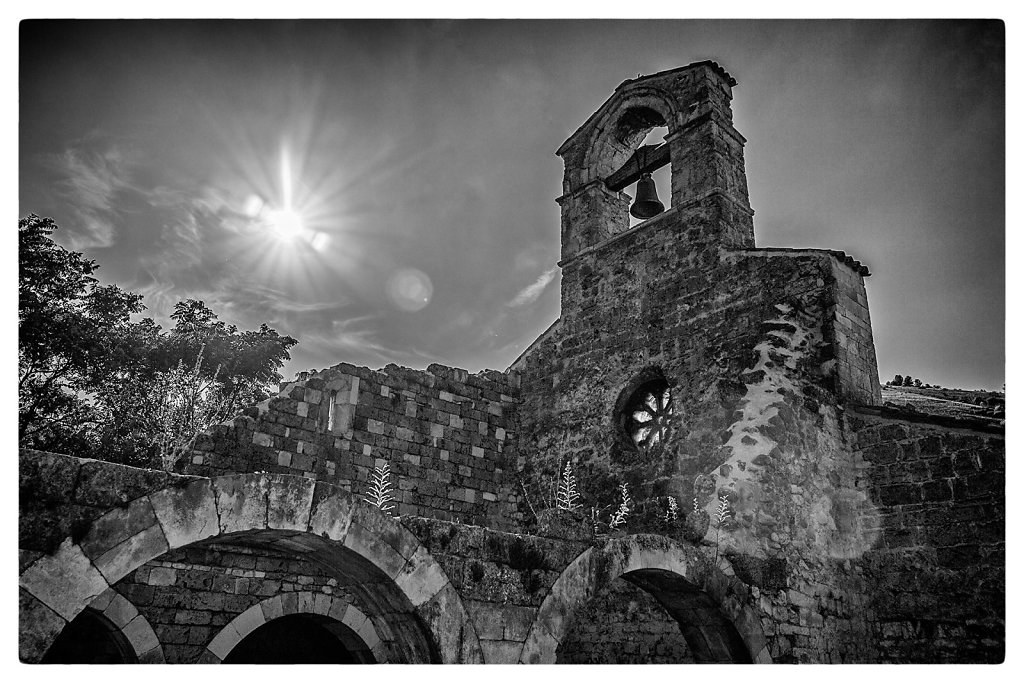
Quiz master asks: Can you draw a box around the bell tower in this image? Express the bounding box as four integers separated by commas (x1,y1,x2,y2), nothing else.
514,62,881,558
555,61,753,261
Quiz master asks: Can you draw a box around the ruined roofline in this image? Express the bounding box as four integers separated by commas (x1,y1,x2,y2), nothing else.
287,360,517,396
728,247,871,277
506,317,561,373
556,60,737,157
851,404,1005,436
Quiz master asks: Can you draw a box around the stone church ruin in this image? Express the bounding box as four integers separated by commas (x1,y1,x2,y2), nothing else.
19,61,1004,664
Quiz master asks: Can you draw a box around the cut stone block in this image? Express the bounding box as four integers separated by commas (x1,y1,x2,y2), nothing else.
20,538,109,621
148,479,219,549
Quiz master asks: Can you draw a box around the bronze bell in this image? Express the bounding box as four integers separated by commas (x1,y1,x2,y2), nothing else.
629,172,664,219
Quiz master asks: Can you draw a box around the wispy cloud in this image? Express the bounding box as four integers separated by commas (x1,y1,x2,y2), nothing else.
51,145,136,249
507,267,558,307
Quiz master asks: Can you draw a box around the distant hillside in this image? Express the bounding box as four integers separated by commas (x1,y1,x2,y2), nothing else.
880,384,1004,423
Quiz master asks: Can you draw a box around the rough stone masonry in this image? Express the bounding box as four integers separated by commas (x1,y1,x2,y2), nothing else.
19,61,1004,664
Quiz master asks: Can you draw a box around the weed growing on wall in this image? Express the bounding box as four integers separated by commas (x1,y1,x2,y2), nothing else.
713,494,732,561
365,462,396,515
154,346,234,471
664,496,679,524
609,483,632,530
556,462,581,511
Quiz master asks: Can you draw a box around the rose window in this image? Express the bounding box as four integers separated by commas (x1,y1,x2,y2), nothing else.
625,383,673,449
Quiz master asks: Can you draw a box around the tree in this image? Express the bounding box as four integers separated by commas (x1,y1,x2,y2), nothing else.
19,214,145,453
893,374,904,386
903,375,914,387
19,215,299,469
914,378,922,387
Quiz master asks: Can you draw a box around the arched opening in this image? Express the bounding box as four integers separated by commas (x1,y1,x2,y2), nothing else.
555,569,750,664
222,613,373,664
41,608,137,664
557,575,692,663
627,125,671,229
520,536,770,664
19,474,483,664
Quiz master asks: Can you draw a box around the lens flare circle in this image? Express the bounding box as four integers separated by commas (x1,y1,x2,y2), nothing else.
386,268,433,312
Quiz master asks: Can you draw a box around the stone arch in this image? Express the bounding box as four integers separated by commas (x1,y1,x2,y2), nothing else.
87,588,165,663
582,87,680,181
40,588,164,664
519,534,771,664
19,473,482,663
203,591,383,663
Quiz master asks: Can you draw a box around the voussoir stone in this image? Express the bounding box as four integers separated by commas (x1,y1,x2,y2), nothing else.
20,538,109,621
148,479,219,549
213,474,270,534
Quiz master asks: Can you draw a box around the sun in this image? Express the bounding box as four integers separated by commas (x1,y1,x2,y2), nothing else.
265,207,305,241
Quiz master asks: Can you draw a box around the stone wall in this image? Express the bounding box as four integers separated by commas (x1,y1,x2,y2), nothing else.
185,362,523,529
512,202,878,534
851,410,1005,663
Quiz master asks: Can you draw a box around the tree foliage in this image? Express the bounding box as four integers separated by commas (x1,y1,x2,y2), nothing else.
19,215,145,453
19,215,298,469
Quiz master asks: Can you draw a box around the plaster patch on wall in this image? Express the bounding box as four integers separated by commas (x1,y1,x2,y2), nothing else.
702,304,816,553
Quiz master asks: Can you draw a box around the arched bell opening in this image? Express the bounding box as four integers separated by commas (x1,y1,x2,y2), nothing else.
41,608,137,664
221,613,374,664
627,125,672,228
595,103,675,229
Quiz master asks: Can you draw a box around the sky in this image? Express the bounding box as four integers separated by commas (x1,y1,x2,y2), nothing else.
18,19,1005,391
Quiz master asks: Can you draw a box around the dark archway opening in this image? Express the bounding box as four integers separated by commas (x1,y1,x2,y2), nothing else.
222,613,373,664
41,609,137,664
556,568,752,664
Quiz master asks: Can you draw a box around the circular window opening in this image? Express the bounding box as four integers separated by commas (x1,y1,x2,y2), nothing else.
624,379,673,449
